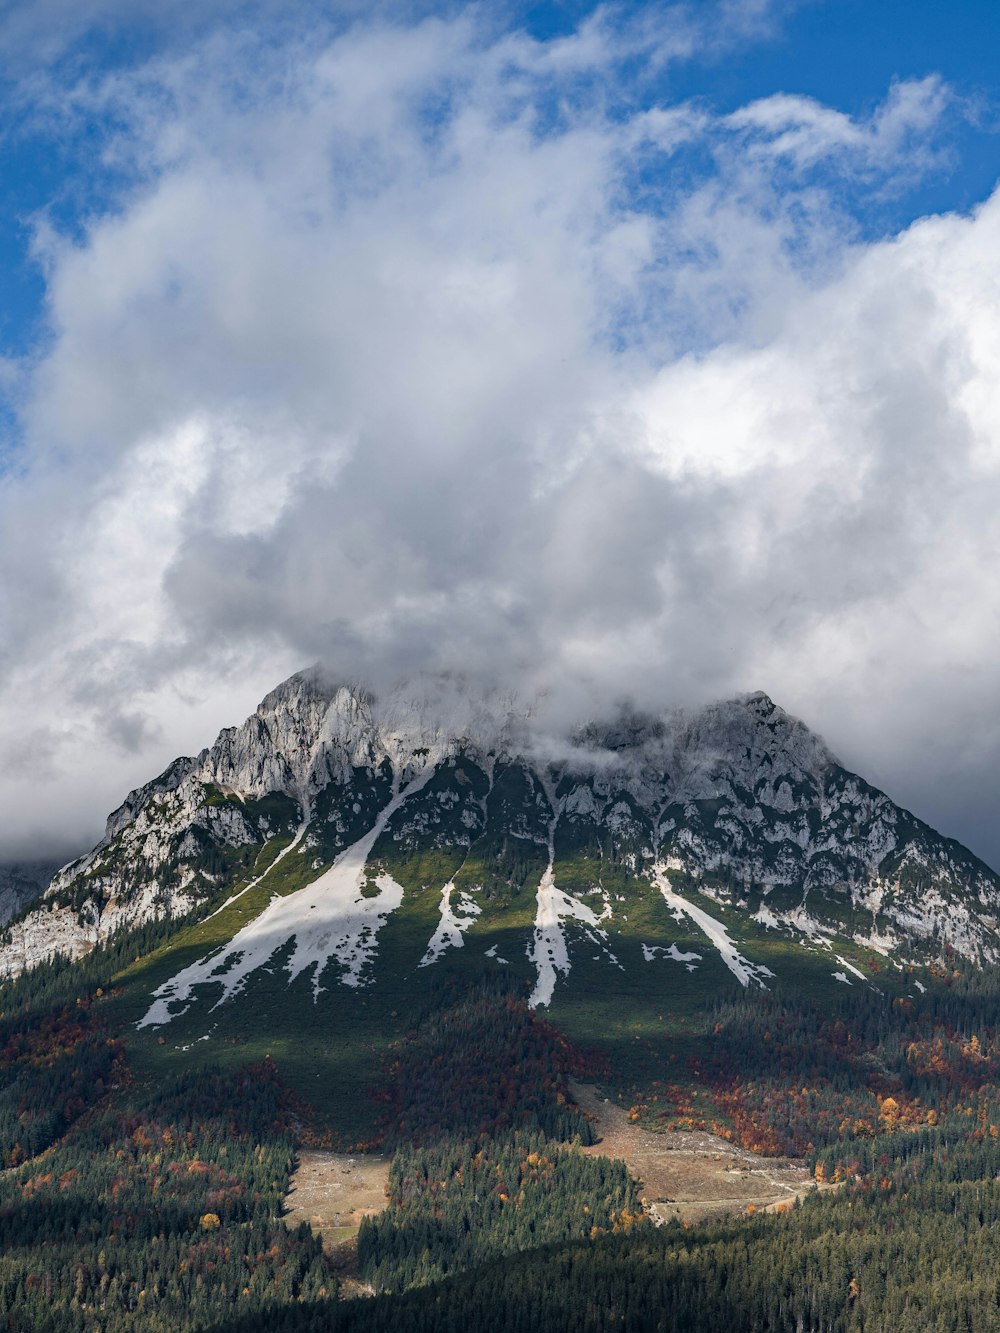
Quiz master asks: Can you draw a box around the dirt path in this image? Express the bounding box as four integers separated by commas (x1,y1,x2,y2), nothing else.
571,1082,814,1223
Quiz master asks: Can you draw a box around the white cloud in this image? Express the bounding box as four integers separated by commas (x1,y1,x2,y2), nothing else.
725,75,955,179
1,7,999,872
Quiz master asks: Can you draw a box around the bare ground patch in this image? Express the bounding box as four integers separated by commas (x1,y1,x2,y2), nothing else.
283,1149,390,1289
571,1081,816,1224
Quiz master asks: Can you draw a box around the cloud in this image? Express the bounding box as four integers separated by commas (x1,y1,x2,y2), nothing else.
725,75,956,179
1,6,999,872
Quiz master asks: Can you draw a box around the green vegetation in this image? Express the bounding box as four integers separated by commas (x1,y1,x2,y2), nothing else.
0,1059,333,1331
207,1139,1000,1330
6,901,1000,1329
200,955,1000,1330
0,1003,121,1165
359,1130,643,1292
376,981,600,1148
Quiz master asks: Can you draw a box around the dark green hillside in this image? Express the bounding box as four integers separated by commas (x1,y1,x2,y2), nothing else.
207,1141,1000,1332
6,901,1000,1328
67,745,911,1147
0,1055,333,1332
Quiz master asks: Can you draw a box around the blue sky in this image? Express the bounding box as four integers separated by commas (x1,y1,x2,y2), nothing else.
2,0,1000,868
670,0,1000,219
1,0,998,360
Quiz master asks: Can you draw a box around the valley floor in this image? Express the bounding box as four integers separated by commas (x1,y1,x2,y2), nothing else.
284,1081,817,1284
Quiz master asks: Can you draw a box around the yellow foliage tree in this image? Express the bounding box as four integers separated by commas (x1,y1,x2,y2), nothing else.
878,1096,900,1130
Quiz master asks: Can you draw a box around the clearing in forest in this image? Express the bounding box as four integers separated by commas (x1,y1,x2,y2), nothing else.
571,1082,814,1223
283,1150,390,1246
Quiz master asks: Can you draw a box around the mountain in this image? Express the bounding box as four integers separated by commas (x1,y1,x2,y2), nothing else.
5,670,1000,1332
5,668,998,1011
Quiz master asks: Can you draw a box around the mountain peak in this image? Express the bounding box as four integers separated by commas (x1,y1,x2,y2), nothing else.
256,665,348,715
741,689,776,714
2,670,996,999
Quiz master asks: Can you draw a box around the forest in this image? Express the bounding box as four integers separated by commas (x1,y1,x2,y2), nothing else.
5,922,1000,1327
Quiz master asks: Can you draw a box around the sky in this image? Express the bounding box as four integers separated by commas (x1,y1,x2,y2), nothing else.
1,0,1000,868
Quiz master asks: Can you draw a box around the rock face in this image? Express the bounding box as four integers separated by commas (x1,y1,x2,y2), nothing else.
4,670,999,996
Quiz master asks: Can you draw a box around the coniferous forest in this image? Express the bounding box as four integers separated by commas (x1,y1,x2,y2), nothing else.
8,923,1000,1328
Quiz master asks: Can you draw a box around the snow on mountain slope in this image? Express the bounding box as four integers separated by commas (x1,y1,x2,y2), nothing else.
420,882,482,966
139,761,437,1027
528,866,619,1008
654,867,774,989
4,670,1000,1013
528,789,620,1008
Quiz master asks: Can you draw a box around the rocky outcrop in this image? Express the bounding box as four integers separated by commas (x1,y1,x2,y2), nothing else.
3,671,999,981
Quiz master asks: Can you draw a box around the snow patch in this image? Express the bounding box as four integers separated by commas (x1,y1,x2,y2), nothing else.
642,943,702,972
420,882,481,966
753,904,781,930
784,905,835,944
834,953,866,980
528,866,613,1007
652,867,774,989
138,768,435,1027
528,786,620,1008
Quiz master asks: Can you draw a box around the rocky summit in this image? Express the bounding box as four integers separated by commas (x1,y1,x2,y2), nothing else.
4,669,998,1016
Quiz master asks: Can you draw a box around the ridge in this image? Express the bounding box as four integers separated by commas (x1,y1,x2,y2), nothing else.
2,670,996,1013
